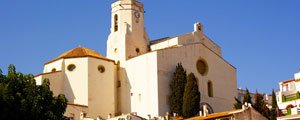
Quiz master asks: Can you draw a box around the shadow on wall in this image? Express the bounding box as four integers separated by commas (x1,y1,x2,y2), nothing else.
64,75,75,103
118,67,132,115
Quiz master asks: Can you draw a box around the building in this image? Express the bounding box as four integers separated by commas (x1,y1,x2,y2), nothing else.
277,114,300,120
34,0,237,119
187,106,268,120
237,88,255,103
237,88,272,108
34,47,118,120
276,70,300,117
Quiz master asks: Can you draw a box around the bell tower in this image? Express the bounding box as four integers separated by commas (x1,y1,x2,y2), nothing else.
107,0,149,63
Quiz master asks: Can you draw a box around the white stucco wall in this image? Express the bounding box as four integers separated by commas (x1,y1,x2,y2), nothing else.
278,99,300,110
35,76,43,85
295,81,300,92
107,0,149,63
64,104,88,120
150,37,179,51
295,71,300,79
34,71,64,96
150,25,221,57
38,57,118,120
156,42,236,115
125,52,159,118
87,57,117,118
123,38,236,117
44,59,63,73
43,72,64,96
64,58,89,106
277,72,300,110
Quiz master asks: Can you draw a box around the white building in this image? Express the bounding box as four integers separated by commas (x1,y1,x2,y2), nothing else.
35,0,237,119
277,70,300,116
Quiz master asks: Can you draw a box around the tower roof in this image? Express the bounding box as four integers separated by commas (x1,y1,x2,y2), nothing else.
45,46,114,65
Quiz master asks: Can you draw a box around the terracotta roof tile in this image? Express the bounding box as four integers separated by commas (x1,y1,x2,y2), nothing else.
44,47,115,65
187,109,243,120
282,79,296,84
57,47,104,59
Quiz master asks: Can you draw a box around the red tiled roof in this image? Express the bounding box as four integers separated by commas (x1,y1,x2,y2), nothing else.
282,78,300,84
187,109,243,120
44,47,115,65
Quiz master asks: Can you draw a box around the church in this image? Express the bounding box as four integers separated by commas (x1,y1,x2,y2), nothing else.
34,0,237,119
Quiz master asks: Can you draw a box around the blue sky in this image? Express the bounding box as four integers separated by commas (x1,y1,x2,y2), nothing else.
0,0,300,94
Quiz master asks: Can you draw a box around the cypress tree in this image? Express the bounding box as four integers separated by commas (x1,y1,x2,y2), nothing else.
182,73,200,118
169,63,187,116
0,69,3,83
233,97,242,109
270,89,278,120
253,92,270,119
243,88,253,105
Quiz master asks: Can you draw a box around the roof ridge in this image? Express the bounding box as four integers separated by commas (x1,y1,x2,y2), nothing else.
44,46,115,65
81,47,88,55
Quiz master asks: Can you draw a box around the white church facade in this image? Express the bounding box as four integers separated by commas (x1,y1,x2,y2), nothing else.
34,0,237,119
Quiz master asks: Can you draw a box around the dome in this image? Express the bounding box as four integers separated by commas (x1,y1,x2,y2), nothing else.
45,47,113,65
57,47,104,59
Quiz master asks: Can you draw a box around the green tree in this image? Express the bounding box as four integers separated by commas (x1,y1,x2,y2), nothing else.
234,97,242,109
253,92,270,119
0,69,4,83
270,89,278,120
243,88,253,105
234,88,252,109
182,73,200,118
169,63,187,116
0,64,68,120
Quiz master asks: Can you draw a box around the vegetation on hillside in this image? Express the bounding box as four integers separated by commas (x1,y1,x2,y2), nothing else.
234,88,279,120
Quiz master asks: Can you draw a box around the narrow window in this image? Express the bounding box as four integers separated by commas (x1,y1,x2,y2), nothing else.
198,24,202,31
114,48,118,54
136,48,140,54
208,81,213,97
117,81,121,88
114,14,118,32
138,94,141,102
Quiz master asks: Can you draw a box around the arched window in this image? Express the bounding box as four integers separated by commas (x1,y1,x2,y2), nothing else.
114,14,118,32
207,81,213,97
51,68,56,72
136,48,140,54
200,102,214,114
114,48,118,54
